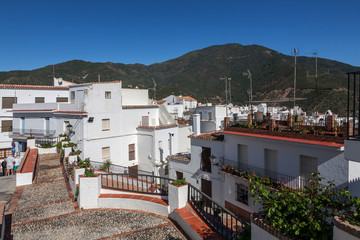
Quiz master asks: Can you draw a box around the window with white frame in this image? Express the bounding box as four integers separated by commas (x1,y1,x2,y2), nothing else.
236,183,248,205
105,91,111,99
102,147,110,160
70,91,75,100
102,119,110,131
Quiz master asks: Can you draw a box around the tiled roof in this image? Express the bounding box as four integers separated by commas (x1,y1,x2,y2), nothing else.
167,154,191,162
179,96,197,101
0,84,69,90
156,100,166,104
69,80,121,87
221,130,344,148
189,131,224,142
123,105,159,109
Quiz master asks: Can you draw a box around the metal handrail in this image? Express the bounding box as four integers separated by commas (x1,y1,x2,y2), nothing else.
12,128,56,137
223,160,314,190
188,184,249,240
101,173,174,196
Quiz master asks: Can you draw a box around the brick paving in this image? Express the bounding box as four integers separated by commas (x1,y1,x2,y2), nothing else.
8,153,187,240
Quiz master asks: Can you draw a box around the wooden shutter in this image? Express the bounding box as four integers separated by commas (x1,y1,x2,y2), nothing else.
1,120,12,132
201,147,212,173
129,144,135,160
102,147,110,160
56,97,68,102
102,119,110,131
2,97,17,109
35,97,45,103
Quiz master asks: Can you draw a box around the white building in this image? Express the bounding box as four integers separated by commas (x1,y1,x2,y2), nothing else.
11,81,188,177
0,84,70,156
162,95,197,119
169,116,351,221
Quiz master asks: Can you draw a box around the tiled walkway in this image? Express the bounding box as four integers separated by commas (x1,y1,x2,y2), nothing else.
7,153,186,240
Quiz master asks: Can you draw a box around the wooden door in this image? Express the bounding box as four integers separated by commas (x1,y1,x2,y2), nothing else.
129,165,138,178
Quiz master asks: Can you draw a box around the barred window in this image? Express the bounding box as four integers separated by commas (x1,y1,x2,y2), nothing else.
102,147,110,161
105,91,111,99
102,119,110,131
35,97,45,103
56,97,68,103
236,183,248,205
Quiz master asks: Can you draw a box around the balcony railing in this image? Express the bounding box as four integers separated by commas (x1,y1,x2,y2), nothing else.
222,159,313,190
12,128,56,137
188,184,249,239
101,173,173,196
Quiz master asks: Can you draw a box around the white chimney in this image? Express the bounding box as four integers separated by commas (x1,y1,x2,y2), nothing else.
193,114,201,136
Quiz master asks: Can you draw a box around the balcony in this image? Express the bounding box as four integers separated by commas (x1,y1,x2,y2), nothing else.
221,160,312,190
12,128,56,137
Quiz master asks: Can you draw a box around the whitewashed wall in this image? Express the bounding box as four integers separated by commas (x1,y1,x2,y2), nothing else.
122,88,149,106
223,133,347,186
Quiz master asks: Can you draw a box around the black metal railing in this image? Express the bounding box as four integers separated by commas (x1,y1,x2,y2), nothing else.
35,137,59,147
188,184,249,240
101,173,174,196
223,160,313,190
12,128,56,137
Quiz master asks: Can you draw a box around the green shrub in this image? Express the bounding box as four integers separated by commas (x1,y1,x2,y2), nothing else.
63,142,77,148
100,159,111,172
39,143,55,148
78,158,90,168
56,141,63,150
84,168,95,177
69,150,81,156
75,186,79,197
173,178,187,186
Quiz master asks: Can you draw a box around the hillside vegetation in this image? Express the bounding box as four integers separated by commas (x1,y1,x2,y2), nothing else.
0,43,358,115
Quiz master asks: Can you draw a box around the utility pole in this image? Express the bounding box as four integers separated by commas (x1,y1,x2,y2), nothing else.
220,77,232,116
306,51,319,115
293,48,297,108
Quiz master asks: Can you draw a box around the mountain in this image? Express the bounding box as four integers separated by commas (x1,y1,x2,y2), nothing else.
0,43,358,115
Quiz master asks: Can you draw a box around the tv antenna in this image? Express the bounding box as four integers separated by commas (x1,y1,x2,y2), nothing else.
220,77,232,116
293,48,297,108
306,51,318,78
152,78,157,100
243,70,253,114
306,51,319,115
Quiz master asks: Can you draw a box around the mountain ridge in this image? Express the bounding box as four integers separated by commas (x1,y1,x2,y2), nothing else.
0,43,358,115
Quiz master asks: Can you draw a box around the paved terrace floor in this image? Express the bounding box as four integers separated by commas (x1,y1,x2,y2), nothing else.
6,153,187,240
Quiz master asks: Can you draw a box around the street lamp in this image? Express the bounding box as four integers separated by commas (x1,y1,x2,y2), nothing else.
66,123,74,137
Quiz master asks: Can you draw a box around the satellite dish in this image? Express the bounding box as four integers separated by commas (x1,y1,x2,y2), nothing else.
58,78,63,85
228,103,233,109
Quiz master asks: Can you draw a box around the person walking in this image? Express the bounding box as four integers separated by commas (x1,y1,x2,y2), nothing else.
6,154,14,176
1,160,6,176
13,155,20,174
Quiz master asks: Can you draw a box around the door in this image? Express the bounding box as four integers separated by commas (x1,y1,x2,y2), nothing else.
300,155,318,187
129,165,138,178
264,149,278,179
45,118,50,136
237,144,248,169
21,118,25,135
201,179,212,198
201,147,211,173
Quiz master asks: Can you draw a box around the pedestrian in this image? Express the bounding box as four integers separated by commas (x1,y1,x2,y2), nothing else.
1,160,6,176
13,155,20,174
6,154,14,176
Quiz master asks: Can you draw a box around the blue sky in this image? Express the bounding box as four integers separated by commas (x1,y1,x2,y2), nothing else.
0,0,359,71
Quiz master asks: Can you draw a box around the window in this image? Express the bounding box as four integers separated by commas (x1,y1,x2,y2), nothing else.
158,141,162,149
2,97,17,109
105,91,111,99
208,112,212,121
35,97,45,103
164,165,169,175
236,183,248,205
201,147,211,173
129,144,135,161
176,171,183,180
56,97,68,103
0,148,12,159
70,91,75,100
1,120,12,132
199,112,203,120
102,147,110,160
102,119,110,131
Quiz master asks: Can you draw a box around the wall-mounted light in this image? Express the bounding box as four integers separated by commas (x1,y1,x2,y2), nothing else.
66,123,75,137
209,154,218,166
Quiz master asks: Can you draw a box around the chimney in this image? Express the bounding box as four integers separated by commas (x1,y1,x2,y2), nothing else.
224,117,230,128
193,114,201,136
326,115,335,132
247,114,253,125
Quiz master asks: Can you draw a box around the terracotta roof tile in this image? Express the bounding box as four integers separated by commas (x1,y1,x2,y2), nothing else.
123,105,159,109
0,84,69,90
167,153,191,162
189,131,224,141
